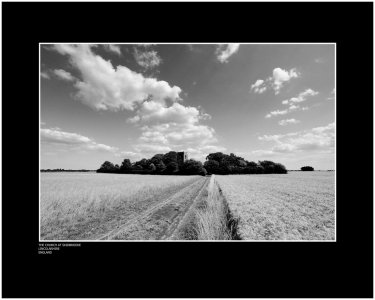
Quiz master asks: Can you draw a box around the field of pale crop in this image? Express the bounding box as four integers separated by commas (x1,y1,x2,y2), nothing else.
216,172,335,240
40,173,203,240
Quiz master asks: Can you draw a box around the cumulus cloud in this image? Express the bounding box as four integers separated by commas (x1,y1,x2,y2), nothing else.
278,118,300,126
53,69,75,81
41,127,118,153
128,100,220,161
133,48,162,69
51,44,223,162
265,109,288,118
103,44,121,55
52,44,181,111
216,44,240,63
271,68,299,94
250,79,267,94
128,101,210,125
251,67,299,95
115,151,141,158
258,122,335,154
283,88,319,105
266,88,318,118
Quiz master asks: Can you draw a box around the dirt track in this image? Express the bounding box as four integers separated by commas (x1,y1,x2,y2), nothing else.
99,176,210,240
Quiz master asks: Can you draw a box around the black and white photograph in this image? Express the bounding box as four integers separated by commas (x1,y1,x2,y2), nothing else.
40,43,336,241
2,2,373,298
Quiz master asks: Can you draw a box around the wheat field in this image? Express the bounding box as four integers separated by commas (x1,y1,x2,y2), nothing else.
40,172,201,240
216,171,335,240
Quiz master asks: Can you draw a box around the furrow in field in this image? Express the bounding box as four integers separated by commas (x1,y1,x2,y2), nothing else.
159,176,211,240
166,175,240,240
100,177,208,240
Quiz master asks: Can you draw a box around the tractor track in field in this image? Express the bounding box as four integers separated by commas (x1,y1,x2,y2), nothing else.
159,176,211,240
98,176,210,240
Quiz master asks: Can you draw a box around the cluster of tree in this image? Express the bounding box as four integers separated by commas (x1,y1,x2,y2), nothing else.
97,151,207,176
203,152,287,174
301,166,314,171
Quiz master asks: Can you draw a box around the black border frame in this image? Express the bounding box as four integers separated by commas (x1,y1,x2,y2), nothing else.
2,2,373,298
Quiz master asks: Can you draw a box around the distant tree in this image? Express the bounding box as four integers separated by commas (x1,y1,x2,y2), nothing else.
255,165,265,174
204,159,220,174
97,151,287,175
206,152,226,163
237,159,247,168
155,161,166,173
150,154,164,165
97,161,116,173
301,166,314,171
163,151,178,165
274,163,287,174
259,160,287,174
120,159,132,172
149,163,156,172
166,161,179,173
244,161,258,174
136,158,150,169
182,159,206,175
132,164,143,171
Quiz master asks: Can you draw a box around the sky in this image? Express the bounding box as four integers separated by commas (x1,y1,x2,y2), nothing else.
40,43,335,170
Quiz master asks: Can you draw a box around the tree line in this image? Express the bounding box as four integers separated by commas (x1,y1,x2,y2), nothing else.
97,151,288,175
203,152,287,174
98,151,207,176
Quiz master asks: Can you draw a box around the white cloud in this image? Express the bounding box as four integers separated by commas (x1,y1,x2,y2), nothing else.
133,143,172,153
41,127,118,153
292,88,319,102
278,118,300,126
128,100,221,161
216,44,240,63
258,122,335,153
103,44,121,55
51,44,223,162
250,79,267,94
133,48,162,69
128,101,210,125
314,58,324,63
251,67,300,95
41,71,50,79
288,104,299,111
265,109,288,118
271,68,299,94
53,69,75,81
266,88,318,118
52,44,181,111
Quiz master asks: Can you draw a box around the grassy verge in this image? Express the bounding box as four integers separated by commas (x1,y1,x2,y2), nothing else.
172,175,241,240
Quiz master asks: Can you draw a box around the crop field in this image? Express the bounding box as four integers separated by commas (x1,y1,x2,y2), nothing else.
41,171,335,241
215,172,335,240
40,173,207,240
